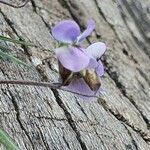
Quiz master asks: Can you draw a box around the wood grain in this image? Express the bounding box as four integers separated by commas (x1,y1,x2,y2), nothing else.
0,0,150,149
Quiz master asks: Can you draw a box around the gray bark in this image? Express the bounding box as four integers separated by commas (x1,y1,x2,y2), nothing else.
0,0,150,149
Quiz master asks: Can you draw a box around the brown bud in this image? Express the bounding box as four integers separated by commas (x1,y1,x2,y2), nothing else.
58,61,73,86
82,69,101,91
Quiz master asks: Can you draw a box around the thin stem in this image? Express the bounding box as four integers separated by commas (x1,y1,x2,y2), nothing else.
0,79,61,89
0,0,30,8
0,79,99,98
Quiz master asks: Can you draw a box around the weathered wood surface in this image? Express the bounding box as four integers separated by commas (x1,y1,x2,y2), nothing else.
0,0,150,149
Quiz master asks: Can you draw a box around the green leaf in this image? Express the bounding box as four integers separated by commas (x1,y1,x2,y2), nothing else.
0,45,31,68
0,35,35,46
0,129,19,150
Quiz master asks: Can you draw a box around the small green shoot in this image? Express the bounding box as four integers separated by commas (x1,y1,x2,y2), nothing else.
0,129,19,150
0,45,31,68
0,35,34,67
0,35,35,47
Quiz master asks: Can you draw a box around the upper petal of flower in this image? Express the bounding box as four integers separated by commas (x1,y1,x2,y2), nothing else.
86,42,106,59
77,19,95,43
96,60,104,76
52,20,81,44
55,46,90,72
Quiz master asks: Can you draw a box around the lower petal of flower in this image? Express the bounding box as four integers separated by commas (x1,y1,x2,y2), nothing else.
63,78,99,98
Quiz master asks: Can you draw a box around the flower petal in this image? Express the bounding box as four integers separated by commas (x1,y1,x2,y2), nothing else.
77,20,95,43
63,78,98,100
86,42,106,59
96,60,104,76
86,57,99,69
55,46,90,72
52,20,80,43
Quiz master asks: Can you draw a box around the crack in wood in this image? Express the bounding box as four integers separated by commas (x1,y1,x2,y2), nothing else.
75,99,88,119
7,89,35,149
118,2,150,59
0,10,19,37
36,125,50,150
58,0,82,27
62,135,71,150
98,97,150,142
121,0,150,45
30,0,53,36
51,89,88,150
1,89,34,149
0,111,10,115
0,68,35,149
123,124,139,150
93,127,111,150
93,0,150,94
137,68,150,87
93,0,147,65
30,0,37,12
104,61,150,130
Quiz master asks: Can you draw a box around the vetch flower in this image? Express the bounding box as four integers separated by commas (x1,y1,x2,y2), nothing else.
62,42,106,98
52,19,97,72
52,19,107,98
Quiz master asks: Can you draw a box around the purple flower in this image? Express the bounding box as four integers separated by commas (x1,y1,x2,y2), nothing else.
52,19,98,72
52,19,106,97
63,42,106,98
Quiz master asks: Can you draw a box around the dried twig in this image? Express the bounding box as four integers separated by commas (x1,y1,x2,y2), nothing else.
0,0,30,8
